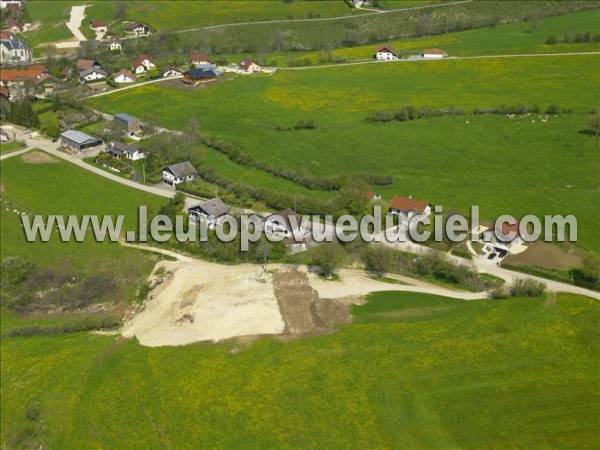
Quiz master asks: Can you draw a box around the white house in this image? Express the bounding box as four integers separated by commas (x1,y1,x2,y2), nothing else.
125,22,150,36
375,45,398,61
107,40,122,51
113,68,136,84
264,208,310,239
389,196,431,219
105,141,146,161
89,19,107,32
132,54,156,74
0,0,22,8
0,38,30,65
493,221,524,253
162,67,182,78
421,48,447,59
239,58,261,74
79,68,107,83
188,197,230,228
161,161,198,185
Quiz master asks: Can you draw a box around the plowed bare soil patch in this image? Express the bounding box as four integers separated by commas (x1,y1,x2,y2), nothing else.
21,150,57,164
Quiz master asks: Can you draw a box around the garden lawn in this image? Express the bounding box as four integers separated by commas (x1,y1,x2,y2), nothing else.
1,292,598,448
89,54,600,252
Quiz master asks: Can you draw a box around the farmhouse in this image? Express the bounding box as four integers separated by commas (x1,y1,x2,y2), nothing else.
60,130,102,152
162,67,182,78
0,64,48,98
190,51,211,66
239,58,261,73
132,54,156,74
161,161,198,185
0,38,30,64
375,45,399,61
107,39,122,51
113,68,136,84
188,197,230,228
265,208,308,238
89,19,107,31
113,113,141,137
126,22,150,36
421,48,448,59
105,140,146,160
79,68,107,83
182,67,219,85
389,196,431,219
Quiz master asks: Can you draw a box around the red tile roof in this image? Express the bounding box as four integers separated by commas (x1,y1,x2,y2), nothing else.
0,30,14,40
113,68,136,80
132,54,153,69
76,59,96,71
376,45,396,54
389,196,429,214
500,221,520,236
239,58,256,70
190,51,209,63
422,48,447,56
0,86,10,98
0,64,47,82
89,19,107,28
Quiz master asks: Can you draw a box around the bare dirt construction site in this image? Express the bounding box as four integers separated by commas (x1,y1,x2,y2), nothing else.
121,254,370,347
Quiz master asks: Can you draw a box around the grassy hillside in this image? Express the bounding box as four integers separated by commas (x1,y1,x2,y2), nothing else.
89,54,600,252
2,291,598,448
245,9,600,66
0,151,164,293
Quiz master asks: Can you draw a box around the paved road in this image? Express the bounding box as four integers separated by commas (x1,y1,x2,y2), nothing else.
279,51,600,70
0,147,32,161
173,0,472,34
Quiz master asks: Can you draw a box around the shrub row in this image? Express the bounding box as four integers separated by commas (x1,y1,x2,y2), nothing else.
5,315,121,337
546,32,600,45
489,278,546,298
197,132,392,191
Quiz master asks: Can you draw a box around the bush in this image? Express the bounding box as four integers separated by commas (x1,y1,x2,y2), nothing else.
545,35,557,45
509,278,546,297
367,110,393,123
546,104,561,114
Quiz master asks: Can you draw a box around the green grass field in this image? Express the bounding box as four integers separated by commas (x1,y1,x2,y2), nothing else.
2,291,598,448
247,9,600,66
0,151,164,279
89,54,600,252
0,142,24,154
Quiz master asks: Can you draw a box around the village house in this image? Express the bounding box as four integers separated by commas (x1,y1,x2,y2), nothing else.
162,67,182,78
375,45,399,61
113,113,141,137
161,161,198,185
389,196,431,219
132,54,156,75
79,67,107,83
0,64,49,99
0,128,9,142
188,197,230,228
125,22,150,36
365,191,381,201
239,58,261,74
113,68,136,84
493,221,524,253
89,19,107,32
421,48,448,59
182,67,219,85
60,130,102,153
265,208,309,239
105,140,146,161
76,59,101,72
4,20,21,34
107,39,122,51
190,51,211,66
0,37,30,64
0,30,14,40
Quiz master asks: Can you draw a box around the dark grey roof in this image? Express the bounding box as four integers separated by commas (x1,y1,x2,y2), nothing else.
114,113,138,124
80,68,107,77
189,197,229,218
163,161,197,178
0,38,27,50
107,140,141,156
60,130,101,145
267,208,302,231
186,67,219,81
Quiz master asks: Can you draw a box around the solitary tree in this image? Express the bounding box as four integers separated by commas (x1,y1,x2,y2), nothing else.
313,242,346,279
